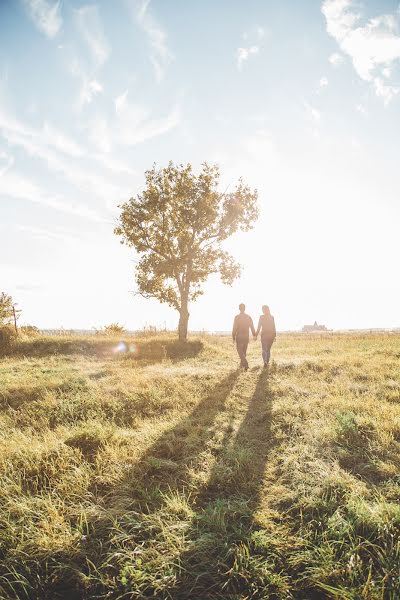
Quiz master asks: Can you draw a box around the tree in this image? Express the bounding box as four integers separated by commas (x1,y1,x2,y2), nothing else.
0,292,14,325
115,162,259,341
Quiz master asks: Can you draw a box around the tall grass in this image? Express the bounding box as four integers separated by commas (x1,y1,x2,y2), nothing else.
0,332,399,598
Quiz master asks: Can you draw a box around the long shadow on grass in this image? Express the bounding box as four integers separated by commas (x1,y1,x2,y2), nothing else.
76,369,242,599
169,367,275,599
7,337,203,362
101,368,241,509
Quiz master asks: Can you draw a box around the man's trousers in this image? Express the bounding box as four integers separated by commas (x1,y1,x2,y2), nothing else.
236,336,249,368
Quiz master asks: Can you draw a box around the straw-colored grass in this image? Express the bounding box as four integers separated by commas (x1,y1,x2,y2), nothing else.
0,332,399,599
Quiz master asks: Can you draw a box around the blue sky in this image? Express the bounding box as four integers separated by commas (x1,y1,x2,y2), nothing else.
0,0,399,331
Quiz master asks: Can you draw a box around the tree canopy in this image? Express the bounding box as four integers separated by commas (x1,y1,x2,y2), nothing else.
115,162,259,340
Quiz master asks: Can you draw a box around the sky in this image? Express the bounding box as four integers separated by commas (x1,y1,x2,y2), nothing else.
0,0,399,332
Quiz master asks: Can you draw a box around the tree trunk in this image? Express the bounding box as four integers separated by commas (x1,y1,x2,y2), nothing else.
178,305,189,341
178,274,191,342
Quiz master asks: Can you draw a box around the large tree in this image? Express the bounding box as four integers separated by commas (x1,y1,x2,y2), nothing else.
115,162,259,341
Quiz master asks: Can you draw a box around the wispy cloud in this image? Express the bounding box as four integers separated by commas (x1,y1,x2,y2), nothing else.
16,283,45,292
22,0,62,38
115,90,129,114
0,169,105,222
83,90,181,158
17,224,79,244
69,6,109,109
0,150,14,175
134,0,173,82
75,5,111,67
0,104,131,202
113,91,180,145
236,26,265,70
69,58,104,109
304,102,321,123
304,102,322,138
0,105,83,159
322,0,400,104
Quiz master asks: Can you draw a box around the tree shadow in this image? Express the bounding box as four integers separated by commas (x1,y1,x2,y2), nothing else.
7,337,204,362
169,367,274,598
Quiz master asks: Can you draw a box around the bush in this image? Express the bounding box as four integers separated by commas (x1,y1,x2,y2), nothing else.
20,325,40,337
0,325,17,354
103,323,126,336
0,291,14,325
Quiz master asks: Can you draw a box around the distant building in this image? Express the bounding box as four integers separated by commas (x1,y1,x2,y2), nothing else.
302,321,328,333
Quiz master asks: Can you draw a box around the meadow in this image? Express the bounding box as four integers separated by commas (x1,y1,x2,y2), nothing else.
0,332,399,599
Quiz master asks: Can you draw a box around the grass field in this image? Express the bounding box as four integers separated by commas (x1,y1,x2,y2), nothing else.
0,332,399,599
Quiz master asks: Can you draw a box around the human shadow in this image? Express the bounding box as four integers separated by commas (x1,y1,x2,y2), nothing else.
69,369,243,597
168,367,274,599
102,368,240,508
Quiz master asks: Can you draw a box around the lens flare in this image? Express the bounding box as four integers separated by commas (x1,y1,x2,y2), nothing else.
129,343,138,355
114,341,127,353
113,341,139,355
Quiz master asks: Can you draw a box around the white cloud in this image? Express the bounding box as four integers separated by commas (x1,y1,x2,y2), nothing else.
134,0,172,83
82,79,104,105
237,46,259,70
23,0,62,38
373,77,399,105
75,5,111,67
319,76,329,88
329,51,344,66
236,26,265,70
356,103,368,116
304,102,321,122
69,60,104,108
322,0,400,103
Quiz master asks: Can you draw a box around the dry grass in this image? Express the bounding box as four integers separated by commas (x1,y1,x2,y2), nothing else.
0,332,399,599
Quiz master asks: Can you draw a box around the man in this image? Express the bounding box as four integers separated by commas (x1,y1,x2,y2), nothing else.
232,303,256,370
255,305,276,367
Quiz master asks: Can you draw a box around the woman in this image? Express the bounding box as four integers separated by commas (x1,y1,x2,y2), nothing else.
255,305,276,367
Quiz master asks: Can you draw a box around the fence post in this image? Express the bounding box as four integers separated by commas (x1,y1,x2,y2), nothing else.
12,304,18,335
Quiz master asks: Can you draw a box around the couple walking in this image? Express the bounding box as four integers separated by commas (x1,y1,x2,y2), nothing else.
232,303,276,370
